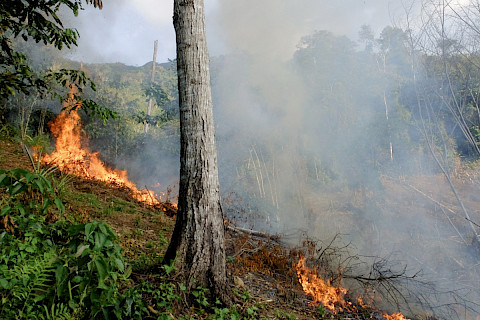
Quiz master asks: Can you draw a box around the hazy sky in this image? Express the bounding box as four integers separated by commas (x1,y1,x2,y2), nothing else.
64,0,410,66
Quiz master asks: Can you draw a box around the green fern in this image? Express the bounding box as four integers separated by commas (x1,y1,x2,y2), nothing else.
40,303,75,320
1,249,57,317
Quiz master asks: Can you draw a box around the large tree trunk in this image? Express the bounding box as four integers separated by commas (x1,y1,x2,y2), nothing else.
163,0,231,305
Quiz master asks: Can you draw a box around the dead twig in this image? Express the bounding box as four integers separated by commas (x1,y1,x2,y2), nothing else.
227,225,280,243
144,185,156,205
466,217,480,229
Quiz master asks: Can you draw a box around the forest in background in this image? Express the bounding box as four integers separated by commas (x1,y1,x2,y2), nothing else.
2,1,480,317
4,20,480,229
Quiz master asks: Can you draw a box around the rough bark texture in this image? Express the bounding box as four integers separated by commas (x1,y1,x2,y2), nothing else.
163,0,231,305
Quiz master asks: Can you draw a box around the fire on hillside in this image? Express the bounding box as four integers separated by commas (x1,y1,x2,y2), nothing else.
296,255,410,320
42,88,177,213
44,89,412,320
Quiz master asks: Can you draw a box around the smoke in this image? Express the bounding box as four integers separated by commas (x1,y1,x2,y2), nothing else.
207,1,480,318
62,0,400,66
61,0,175,65
208,0,396,60
209,0,398,229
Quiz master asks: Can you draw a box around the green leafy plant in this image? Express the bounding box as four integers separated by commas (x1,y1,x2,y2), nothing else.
40,303,75,320
0,167,68,319
55,221,132,318
317,305,325,317
233,288,252,302
0,167,65,216
23,147,73,197
275,309,297,320
0,166,146,319
23,133,52,155
161,259,176,275
158,231,169,247
0,249,57,319
209,299,242,320
192,286,210,312
1,0,116,123
0,165,266,320
0,123,16,139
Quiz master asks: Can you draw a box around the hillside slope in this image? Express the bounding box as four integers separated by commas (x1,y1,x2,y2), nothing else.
0,137,326,319
4,136,478,319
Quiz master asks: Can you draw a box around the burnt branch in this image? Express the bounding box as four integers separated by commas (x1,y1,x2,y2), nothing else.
292,233,480,319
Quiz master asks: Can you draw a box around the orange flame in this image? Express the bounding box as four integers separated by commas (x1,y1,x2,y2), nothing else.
296,255,347,312
296,256,410,320
42,88,164,207
383,313,411,320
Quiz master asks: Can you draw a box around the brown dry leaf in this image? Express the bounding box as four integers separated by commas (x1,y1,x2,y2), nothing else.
2,215,17,234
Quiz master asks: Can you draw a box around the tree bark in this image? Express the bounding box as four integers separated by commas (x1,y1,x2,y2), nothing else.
162,0,232,305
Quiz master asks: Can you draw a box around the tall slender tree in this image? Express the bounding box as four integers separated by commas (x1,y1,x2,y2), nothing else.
163,0,231,304
144,39,158,133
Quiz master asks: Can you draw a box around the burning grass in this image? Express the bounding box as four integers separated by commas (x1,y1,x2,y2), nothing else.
4,101,479,318
296,255,347,312
42,87,176,210
0,137,454,319
225,227,417,319
295,254,413,319
383,313,411,320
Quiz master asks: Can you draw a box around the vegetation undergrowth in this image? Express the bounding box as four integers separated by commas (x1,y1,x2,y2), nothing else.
0,166,141,319
0,163,270,320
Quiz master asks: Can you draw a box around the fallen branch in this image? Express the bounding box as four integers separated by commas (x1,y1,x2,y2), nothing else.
466,217,480,229
344,270,419,283
227,225,280,242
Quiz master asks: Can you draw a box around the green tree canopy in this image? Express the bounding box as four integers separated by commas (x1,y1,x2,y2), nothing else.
0,0,114,121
